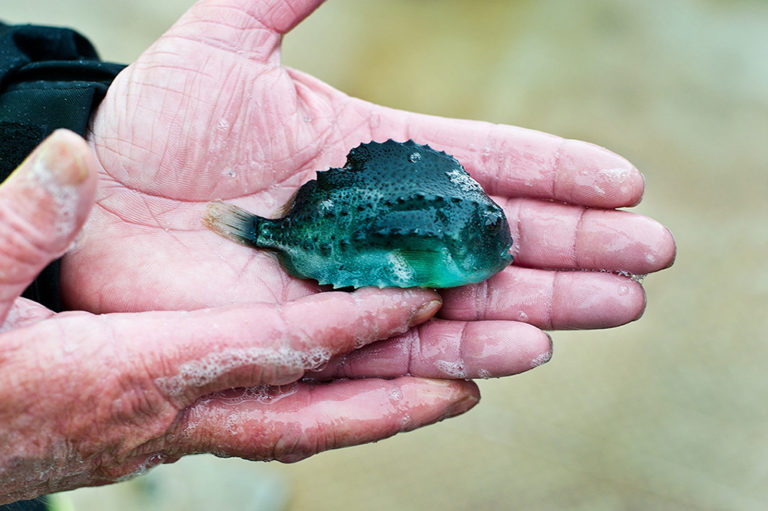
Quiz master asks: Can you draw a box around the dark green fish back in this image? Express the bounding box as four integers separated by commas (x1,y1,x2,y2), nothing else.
205,140,513,289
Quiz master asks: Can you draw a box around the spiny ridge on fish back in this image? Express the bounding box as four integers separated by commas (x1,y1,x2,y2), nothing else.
204,139,513,289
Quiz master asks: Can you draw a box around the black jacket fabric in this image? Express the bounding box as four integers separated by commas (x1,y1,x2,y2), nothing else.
0,23,125,312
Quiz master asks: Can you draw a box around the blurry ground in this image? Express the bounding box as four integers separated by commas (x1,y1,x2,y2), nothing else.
4,0,767,509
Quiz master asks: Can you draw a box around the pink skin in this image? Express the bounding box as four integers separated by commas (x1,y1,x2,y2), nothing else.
0,0,675,503
309,320,553,381
62,0,674,316
0,134,474,502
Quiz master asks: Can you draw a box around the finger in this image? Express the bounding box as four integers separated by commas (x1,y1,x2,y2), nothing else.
171,0,325,62
440,266,646,330
502,198,676,274
117,288,441,406
308,319,552,381
174,377,478,462
349,99,644,208
0,130,97,323
0,298,54,334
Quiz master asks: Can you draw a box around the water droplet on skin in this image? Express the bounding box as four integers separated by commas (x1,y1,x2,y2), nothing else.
409,152,422,163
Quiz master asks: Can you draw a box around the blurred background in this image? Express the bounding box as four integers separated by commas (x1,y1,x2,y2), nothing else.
4,0,767,509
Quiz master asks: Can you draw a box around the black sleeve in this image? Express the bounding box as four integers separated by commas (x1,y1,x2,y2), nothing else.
0,22,125,312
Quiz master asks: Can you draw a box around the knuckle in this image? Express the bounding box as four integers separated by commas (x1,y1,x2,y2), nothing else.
272,430,319,463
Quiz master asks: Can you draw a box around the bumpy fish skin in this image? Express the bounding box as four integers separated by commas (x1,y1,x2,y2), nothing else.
205,139,513,289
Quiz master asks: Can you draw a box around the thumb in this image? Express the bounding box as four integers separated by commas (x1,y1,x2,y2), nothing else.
0,130,97,322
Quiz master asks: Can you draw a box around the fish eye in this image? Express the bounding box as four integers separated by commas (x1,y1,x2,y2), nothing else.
483,212,502,230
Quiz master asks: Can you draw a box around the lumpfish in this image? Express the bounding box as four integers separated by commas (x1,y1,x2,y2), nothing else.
204,139,513,289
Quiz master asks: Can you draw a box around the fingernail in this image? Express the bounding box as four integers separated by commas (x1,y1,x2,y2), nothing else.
445,392,480,418
33,130,90,188
409,299,442,327
531,333,554,368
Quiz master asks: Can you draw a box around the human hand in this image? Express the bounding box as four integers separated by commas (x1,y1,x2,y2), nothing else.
0,132,477,504
62,0,674,377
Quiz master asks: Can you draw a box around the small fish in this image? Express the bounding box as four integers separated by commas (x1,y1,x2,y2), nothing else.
204,139,513,288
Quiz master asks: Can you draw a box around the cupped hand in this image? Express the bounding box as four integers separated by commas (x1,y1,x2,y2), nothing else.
0,132,477,504
63,0,675,378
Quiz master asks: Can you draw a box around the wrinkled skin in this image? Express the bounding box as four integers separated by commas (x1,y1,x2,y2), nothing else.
64,0,674,319
0,0,675,504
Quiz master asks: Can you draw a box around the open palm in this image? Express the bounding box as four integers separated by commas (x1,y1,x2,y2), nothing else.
63,0,675,356
0,2,678,498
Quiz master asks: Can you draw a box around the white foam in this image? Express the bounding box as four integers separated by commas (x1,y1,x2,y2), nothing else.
599,167,631,182
446,168,483,193
530,351,552,368
29,154,78,241
435,360,467,379
387,252,414,284
597,167,632,196
225,414,243,436
155,346,332,397
235,384,299,405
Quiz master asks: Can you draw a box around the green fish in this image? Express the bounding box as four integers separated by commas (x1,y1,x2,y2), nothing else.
204,139,513,289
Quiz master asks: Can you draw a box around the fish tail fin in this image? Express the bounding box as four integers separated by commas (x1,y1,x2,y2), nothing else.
204,201,265,247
